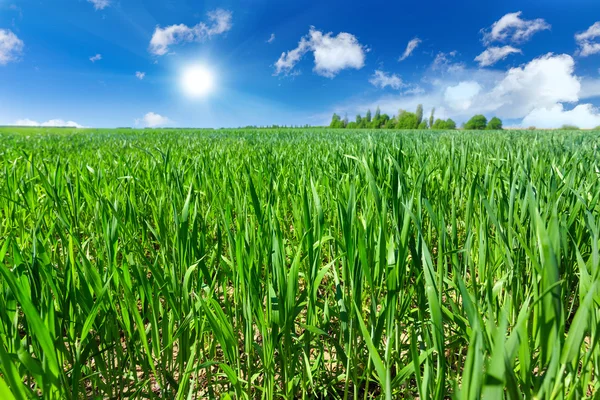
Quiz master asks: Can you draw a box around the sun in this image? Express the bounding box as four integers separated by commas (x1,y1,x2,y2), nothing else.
180,65,215,98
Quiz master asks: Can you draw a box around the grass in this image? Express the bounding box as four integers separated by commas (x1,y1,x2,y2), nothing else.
0,126,599,399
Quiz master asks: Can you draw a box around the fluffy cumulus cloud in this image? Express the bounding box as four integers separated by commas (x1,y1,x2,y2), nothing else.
522,104,600,128
135,112,172,128
399,38,421,61
89,54,102,62
0,29,24,65
275,27,366,78
482,11,550,45
14,119,85,128
149,9,232,56
475,45,522,67
444,81,482,111
369,70,403,89
484,53,580,119
87,0,110,10
575,22,600,57
135,71,145,80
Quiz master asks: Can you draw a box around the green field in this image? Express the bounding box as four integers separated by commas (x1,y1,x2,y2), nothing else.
0,127,599,399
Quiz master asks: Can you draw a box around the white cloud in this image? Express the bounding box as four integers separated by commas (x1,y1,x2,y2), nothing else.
482,11,550,45
431,51,463,71
484,53,579,119
14,119,85,128
579,76,600,99
89,54,102,62
402,85,425,95
475,45,522,67
522,103,600,128
87,0,110,10
149,9,232,56
135,112,172,128
267,33,275,44
369,70,403,90
444,81,482,111
275,27,366,78
399,37,421,61
135,71,145,80
0,29,24,65
275,37,311,75
575,22,600,57
331,53,596,129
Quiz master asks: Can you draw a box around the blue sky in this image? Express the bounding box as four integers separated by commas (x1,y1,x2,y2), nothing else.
1,0,600,128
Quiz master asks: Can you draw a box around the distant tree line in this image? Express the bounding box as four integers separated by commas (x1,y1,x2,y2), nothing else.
463,115,503,130
330,105,504,130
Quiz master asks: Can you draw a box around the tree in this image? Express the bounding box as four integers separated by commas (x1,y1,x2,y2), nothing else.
429,108,435,129
371,107,384,129
384,118,396,129
329,113,345,129
397,111,419,129
432,118,457,130
416,104,423,126
380,113,390,125
431,119,445,129
418,120,428,129
342,113,349,128
561,124,579,130
366,109,372,123
464,115,488,130
486,117,503,130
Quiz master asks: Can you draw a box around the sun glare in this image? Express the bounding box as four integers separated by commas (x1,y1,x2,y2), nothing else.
181,65,215,98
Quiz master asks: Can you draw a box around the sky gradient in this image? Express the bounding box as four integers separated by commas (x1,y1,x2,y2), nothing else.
1,0,600,128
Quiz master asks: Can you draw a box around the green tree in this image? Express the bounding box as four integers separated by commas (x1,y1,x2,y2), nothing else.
416,104,423,126
465,114,488,130
384,116,396,129
366,109,372,123
397,112,419,129
561,124,579,130
431,118,457,130
342,114,349,128
380,113,390,127
329,113,342,128
429,107,435,129
418,120,428,129
486,117,503,130
370,107,383,128
431,119,445,129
